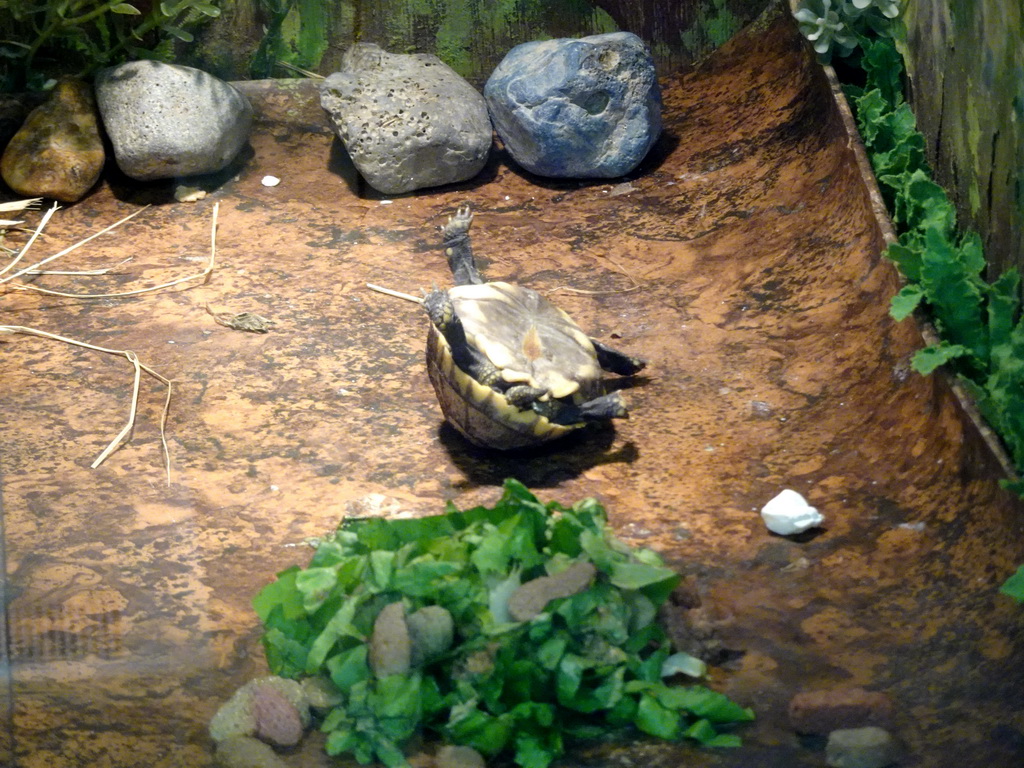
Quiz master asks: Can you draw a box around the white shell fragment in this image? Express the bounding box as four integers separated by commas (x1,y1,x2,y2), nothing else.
261,175,281,187
761,489,824,535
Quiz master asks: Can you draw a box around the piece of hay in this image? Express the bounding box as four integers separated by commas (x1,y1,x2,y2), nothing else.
4,203,216,298
0,325,173,484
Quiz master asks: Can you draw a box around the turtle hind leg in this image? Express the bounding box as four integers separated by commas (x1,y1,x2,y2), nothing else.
441,204,483,286
591,338,646,376
548,392,628,425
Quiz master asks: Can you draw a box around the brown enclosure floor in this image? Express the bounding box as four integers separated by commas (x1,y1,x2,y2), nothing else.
3,9,1024,768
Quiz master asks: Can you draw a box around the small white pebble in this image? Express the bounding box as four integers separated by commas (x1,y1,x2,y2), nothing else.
270,485,279,492
261,175,280,187
379,199,393,205
761,489,824,536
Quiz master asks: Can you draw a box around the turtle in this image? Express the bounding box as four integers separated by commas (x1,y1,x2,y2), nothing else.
423,204,646,450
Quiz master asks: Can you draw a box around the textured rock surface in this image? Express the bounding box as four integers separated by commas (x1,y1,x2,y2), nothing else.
826,726,900,768
435,744,487,768
484,32,660,178
0,80,104,202
508,561,597,621
368,601,412,677
319,44,492,194
214,735,288,768
209,676,310,746
95,60,252,181
407,605,455,666
789,687,896,734
251,685,303,747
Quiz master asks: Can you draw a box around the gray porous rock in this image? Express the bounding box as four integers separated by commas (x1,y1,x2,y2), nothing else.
484,32,661,178
319,44,492,194
826,726,900,768
435,744,487,768
94,60,253,181
368,601,412,677
214,736,288,768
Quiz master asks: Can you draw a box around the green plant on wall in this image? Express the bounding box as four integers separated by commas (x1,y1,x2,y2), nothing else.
795,1,1024,598
793,0,899,59
249,0,330,78
843,39,1024,499
0,0,221,90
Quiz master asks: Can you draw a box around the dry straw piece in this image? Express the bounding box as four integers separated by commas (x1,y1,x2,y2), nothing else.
0,202,221,484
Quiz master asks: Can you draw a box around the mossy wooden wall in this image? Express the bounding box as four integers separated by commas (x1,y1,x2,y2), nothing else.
185,0,770,84
903,0,1024,279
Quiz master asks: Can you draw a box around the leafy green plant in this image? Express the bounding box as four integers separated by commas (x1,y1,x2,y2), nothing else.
793,0,900,60
253,480,753,768
841,36,1024,497
0,0,221,90
797,7,1024,594
249,0,328,79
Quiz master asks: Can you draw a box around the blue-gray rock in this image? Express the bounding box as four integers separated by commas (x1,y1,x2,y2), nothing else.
484,32,661,178
95,61,253,181
320,44,492,195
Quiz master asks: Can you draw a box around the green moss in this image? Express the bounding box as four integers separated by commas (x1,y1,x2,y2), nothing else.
948,0,976,31
680,0,744,57
434,0,475,76
705,0,743,46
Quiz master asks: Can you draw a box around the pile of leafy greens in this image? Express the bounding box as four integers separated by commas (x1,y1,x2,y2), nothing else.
253,479,753,767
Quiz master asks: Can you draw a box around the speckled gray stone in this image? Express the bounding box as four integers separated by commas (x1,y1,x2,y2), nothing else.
484,32,661,178
95,61,253,181
826,727,900,768
319,44,492,194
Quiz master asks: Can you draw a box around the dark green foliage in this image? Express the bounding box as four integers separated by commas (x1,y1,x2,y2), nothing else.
253,480,753,768
841,33,1024,598
249,0,328,78
0,0,221,90
1000,564,1024,602
846,37,1024,491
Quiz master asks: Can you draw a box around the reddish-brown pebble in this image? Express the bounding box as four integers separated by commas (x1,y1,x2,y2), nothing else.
788,687,895,734
252,685,304,747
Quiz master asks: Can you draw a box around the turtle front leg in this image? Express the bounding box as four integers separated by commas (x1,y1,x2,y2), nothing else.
503,384,548,408
591,338,646,376
441,204,484,286
424,288,502,386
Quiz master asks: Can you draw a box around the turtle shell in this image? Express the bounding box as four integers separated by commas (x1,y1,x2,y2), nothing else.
448,281,603,401
425,322,583,449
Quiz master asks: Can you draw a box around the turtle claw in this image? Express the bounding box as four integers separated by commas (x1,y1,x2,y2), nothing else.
442,204,483,286
592,339,646,376
575,392,629,422
444,205,474,237
423,288,455,330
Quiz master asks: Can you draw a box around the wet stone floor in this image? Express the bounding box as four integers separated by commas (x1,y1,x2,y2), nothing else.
2,11,1024,768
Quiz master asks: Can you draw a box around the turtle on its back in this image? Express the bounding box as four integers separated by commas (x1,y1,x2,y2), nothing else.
423,205,645,450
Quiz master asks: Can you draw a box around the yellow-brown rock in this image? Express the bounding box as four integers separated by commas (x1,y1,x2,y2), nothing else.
1,79,105,202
